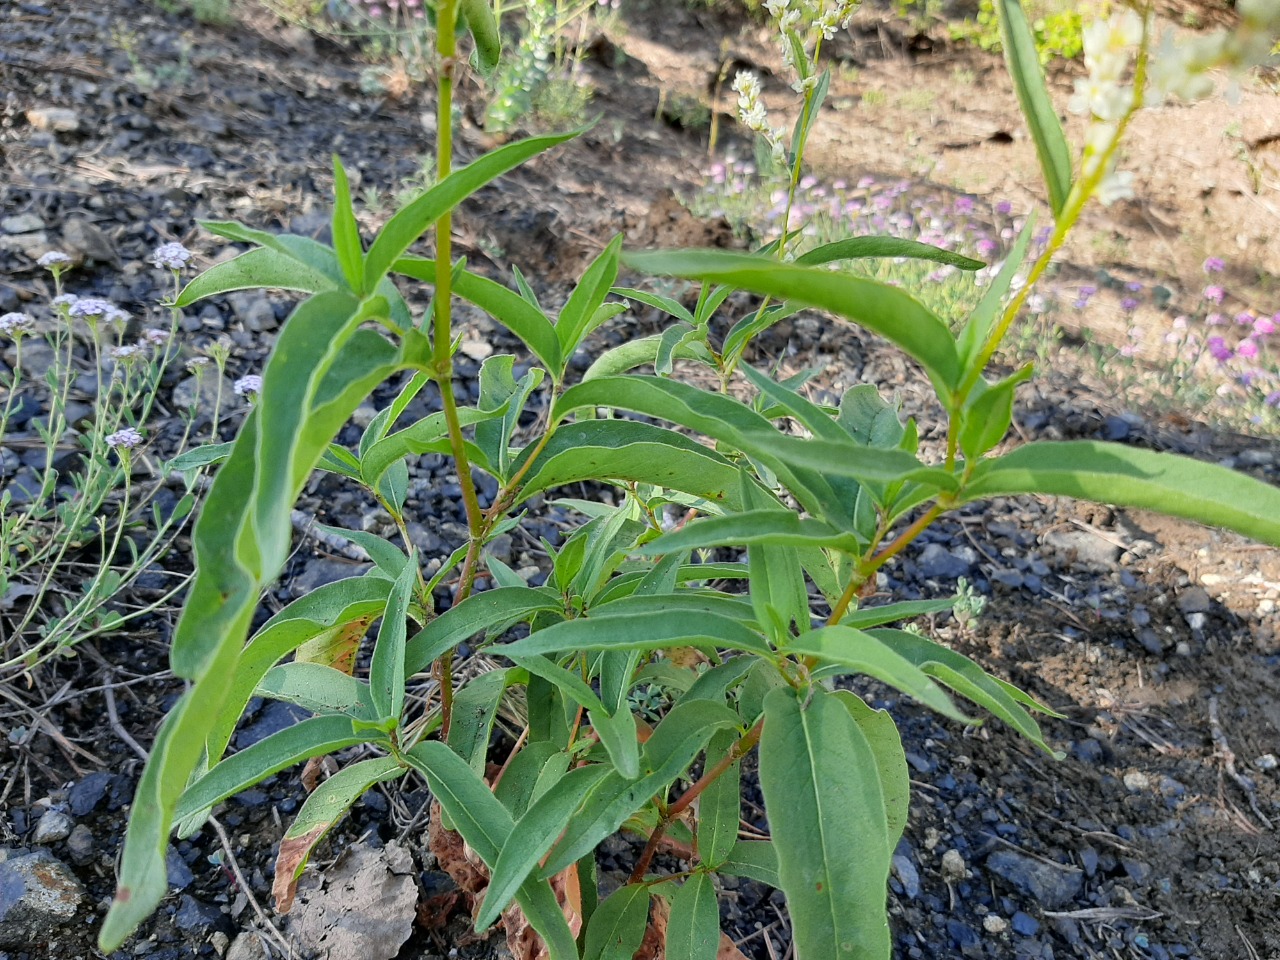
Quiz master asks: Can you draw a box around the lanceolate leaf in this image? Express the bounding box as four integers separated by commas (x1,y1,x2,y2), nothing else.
642,510,862,554
369,551,417,722
786,626,971,723
831,692,910,855
273,756,403,913
796,236,984,271
330,155,365,293
363,129,580,291
490,609,772,657
583,884,650,960
995,0,1073,216
175,716,373,821
404,586,564,674
666,873,721,960
759,687,892,960
256,661,378,720
557,235,624,357
404,742,579,960
965,440,1280,547
623,249,963,397
458,0,501,74
720,840,780,889
697,729,741,869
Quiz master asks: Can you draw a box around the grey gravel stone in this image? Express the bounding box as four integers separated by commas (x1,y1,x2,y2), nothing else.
0,850,84,947
226,931,269,960
31,810,73,844
65,824,95,865
917,543,971,579
61,218,120,265
985,849,1083,909
1176,586,1211,614
1043,529,1121,570
1,214,45,234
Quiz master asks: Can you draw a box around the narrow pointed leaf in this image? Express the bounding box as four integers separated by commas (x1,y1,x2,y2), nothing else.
458,0,501,73
331,155,365,293
831,692,910,854
698,729,740,868
642,510,861,554
370,550,416,721
996,0,1072,216
666,873,720,960
256,662,379,720
759,687,892,960
965,440,1280,547
557,234,623,356
447,668,510,773
491,610,771,657
720,840,780,888
624,249,963,396
405,586,563,675
364,129,580,291
796,236,984,271
583,884,650,960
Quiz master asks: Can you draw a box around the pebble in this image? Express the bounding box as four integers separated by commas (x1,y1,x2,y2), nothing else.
917,543,972,580
892,853,920,899
26,106,81,132
227,931,269,960
982,914,1008,934
61,218,120,265
1,213,45,234
1043,529,1121,570
941,848,966,881
1010,911,1040,936
985,849,1083,908
1253,754,1277,771
66,823,96,865
0,850,85,947
1176,586,1211,614
229,291,279,332
32,809,74,844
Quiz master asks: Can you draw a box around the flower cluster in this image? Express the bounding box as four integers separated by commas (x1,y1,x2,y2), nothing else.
150,242,193,271
68,298,130,326
234,374,263,397
0,311,36,337
732,71,786,164
105,427,144,450
37,250,73,270
763,0,859,83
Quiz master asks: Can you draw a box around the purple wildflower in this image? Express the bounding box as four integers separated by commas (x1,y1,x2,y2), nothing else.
1235,311,1255,326
143,328,169,345
69,298,129,325
1204,285,1226,304
1203,256,1225,273
1121,297,1140,312
995,200,1013,215
150,242,192,271
105,427,143,450
1125,281,1143,293
1207,336,1233,362
1236,338,1259,359
1254,315,1276,336
976,237,997,258
1266,391,1280,407
954,196,975,214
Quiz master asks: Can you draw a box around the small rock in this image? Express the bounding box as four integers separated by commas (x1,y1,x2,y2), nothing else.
1253,754,1277,772
0,850,85,947
1043,529,1121,570
32,810,73,844
61,218,119,265
66,824,95,865
226,931,268,960
26,107,81,132
1239,449,1274,467
985,849,1083,909
166,846,195,890
1123,771,1151,791
941,848,966,882
229,292,279,333
351,404,379,428
211,931,231,957
917,543,971,580
0,231,52,259
1010,911,1040,936
1176,586,1211,614
1,214,45,234
982,915,1008,934
459,337,493,361
173,373,233,413
892,854,920,899
174,893,230,933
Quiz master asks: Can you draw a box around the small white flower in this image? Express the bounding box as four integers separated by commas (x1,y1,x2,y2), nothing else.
0,312,35,336
37,250,73,269
143,328,169,345
234,374,263,396
150,242,193,271
1095,169,1136,205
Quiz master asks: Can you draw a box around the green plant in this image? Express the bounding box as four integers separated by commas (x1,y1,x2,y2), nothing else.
99,2,1280,959
938,0,1087,64
1,246,219,680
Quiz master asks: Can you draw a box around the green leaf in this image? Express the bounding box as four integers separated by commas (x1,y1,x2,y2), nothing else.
583,884,650,960
957,215,1036,367
256,662,378,720
831,692,910,855
996,0,1073,216
837,384,906,449
557,235,623,356
447,668,510,773
869,628,1060,755
477,356,544,479
491,610,771,657
624,249,963,398
370,550,416,722
176,716,372,821
458,0,501,73
272,756,403,912
964,440,1280,547
166,441,234,475
331,155,365,293
790,626,970,721
493,742,562,818
364,129,579,292
697,729,740,868
842,598,955,629
403,742,579,960
796,236,984,271
175,246,335,306
405,586,563,675
393,257,564,375
958,364,1033,460
510,420,750,511
612,285,696,325
312,523,408,578
759,686,892,960
720,840,780,888
478,764,613,930
360,405,498,490
644,510,860,554
667,873,720,960
359,371,431,457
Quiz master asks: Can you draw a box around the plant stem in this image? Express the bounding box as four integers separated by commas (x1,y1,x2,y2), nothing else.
628,716,764,883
